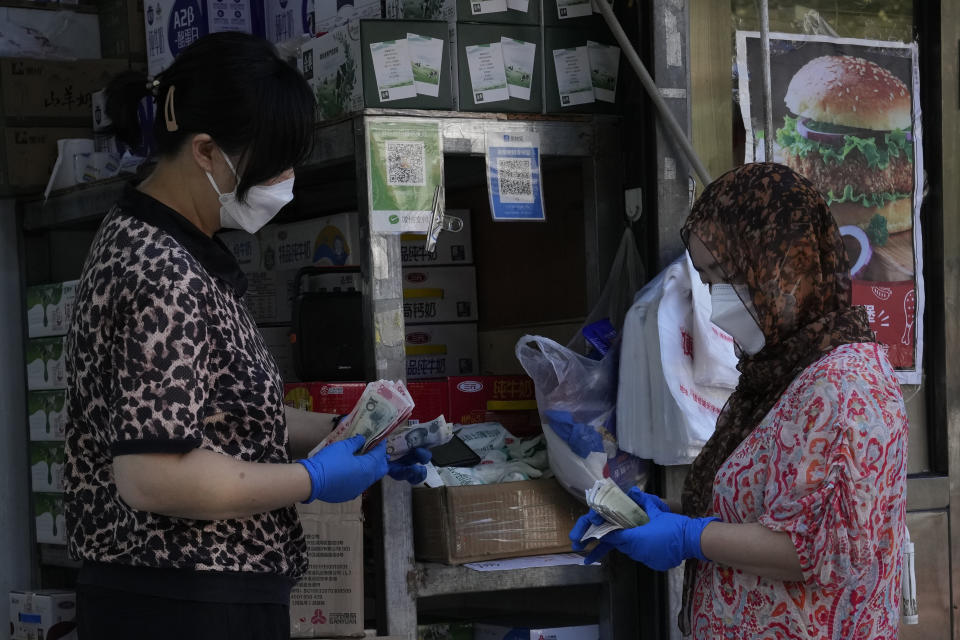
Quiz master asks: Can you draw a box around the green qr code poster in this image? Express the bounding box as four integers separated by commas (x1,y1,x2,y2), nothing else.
366,119,444,233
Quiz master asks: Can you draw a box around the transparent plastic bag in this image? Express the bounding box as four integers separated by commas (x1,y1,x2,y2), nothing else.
516,335,646,500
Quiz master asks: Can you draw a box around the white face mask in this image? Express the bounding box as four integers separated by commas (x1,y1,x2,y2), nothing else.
206,150,294,234
709,283,766,356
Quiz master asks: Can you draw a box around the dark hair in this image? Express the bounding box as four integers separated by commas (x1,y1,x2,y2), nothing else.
105,33,315,202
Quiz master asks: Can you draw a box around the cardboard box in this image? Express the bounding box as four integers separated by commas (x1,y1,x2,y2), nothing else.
145,0,264,76
225,215,359,324
28,390,68,441
403,266,478,324
412,478,583,564
0,6,101,60
542,0,603,26
284,382,367,414
456,23,541,113
259,325,299,383
407,380,449,424
401,209,472,266
0,59,129,125
360,20,455,111
405,322,478,380
26,337,67,391
100,0,148,59
543,27,620,114
261,214,361,271
474,624,599,640
290,499,364,638
26,280,77,338
384,0,456,20
30,442,65,493
299,23,364,122
417,622,473,639
9,590,77,640
217,229,260,272
34,493,67,545
1,126,93,191
447,375,540,436
380,0,458,106
455,0,539,25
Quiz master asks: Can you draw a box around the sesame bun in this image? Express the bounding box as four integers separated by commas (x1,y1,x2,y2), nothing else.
784,55,911,131
830,197,913,235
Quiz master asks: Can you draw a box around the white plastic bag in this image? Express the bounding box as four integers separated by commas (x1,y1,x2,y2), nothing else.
616,255,736,465
658,258,734,461
615,268,668,457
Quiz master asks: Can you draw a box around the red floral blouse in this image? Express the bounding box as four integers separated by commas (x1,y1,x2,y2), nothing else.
691,343,909,639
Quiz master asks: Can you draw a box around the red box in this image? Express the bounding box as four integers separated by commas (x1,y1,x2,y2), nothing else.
407,381,449,424
283,382,367,414
447,376,542,437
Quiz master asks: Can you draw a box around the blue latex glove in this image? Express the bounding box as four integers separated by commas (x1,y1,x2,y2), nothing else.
388,447,432,485
297,435,389,503
569,489,719,570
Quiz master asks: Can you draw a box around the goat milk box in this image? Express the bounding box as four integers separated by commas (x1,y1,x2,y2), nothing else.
9,590,77,640
34,493,67,545
405,322,478,379
31,442,66,493
26,338,67,391
29,391,68,441
26,281,78,338
402,266,477,323
299,22,364,122
400,209,472,265
217,229,260,272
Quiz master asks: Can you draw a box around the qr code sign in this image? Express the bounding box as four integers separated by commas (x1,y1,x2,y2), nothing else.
386,141,426,186
497,158,534,203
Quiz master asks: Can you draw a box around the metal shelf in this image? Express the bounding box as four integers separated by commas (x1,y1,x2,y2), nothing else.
304,109,605,168
411,562,604,599
22,178,126,232
21,111,615,232
39,544,81,570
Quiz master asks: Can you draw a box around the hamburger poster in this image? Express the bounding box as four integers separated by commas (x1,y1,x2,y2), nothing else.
736,33,923,383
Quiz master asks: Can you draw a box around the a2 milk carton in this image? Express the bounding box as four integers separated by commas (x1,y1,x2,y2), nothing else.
144,0,265,76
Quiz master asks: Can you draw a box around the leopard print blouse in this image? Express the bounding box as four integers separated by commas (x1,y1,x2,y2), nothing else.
63,185,307,603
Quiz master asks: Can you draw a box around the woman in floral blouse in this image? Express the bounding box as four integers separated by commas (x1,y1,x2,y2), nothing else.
572,162,909,639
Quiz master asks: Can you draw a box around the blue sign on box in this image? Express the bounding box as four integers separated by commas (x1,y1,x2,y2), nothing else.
486,131,546,221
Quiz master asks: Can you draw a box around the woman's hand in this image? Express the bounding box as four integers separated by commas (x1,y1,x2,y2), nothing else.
387,448,432,485
298,435,389,503
570,489,718,570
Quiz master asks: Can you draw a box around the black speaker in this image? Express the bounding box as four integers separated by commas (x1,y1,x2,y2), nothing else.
291,267,365,381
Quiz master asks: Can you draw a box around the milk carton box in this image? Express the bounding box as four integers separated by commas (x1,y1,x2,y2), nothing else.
34,493,67,545
31,442,66,493
28,391,68,441
9,590,77,640
145,0,263,76
26,337,67,391
26,281,78,338
405,322,478,379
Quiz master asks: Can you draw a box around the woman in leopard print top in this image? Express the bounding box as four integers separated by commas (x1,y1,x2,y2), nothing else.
64,33,427,640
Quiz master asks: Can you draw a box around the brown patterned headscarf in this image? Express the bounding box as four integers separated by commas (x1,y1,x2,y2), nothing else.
676,163,875,634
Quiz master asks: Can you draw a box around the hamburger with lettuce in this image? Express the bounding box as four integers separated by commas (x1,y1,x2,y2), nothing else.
776,55,913,247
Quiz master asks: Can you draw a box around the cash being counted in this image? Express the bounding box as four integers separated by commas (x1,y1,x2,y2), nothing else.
385,415,453,460
309,380,415,457
579,478,650,542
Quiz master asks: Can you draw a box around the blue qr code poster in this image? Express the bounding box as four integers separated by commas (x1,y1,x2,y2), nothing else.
486,132,545,221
